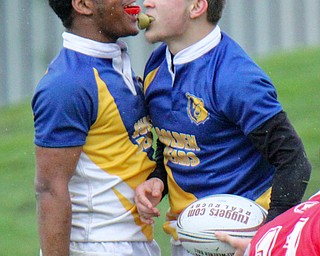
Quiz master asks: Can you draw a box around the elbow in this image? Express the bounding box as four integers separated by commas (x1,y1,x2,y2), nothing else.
34,178,51,200
34,176,70,201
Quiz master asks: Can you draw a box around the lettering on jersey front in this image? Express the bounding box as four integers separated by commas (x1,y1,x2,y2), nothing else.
155,127,200,167
186,202,251,225
186,93,209,125
132,116,153,152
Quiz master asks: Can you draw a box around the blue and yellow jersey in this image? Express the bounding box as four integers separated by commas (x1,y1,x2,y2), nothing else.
32,33,156,242
143,27,282,239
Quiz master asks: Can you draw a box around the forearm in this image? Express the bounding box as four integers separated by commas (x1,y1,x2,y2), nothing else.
34,146,81,255
249,111,312,221
267,158,310,221
36,189,72,255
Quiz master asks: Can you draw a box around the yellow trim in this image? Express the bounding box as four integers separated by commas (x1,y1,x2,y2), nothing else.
83,68,155,240
84,68,155,187
166,161,197,215
162,160,197,240
163,221,179,241
112,188,153,240
255,187,272,210
144,67,159,94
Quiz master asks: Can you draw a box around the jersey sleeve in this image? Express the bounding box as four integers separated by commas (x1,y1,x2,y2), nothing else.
215,57,283,135
32,69,98,148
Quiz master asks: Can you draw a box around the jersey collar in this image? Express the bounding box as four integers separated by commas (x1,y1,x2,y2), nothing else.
167,25,221,66
62,32,136,95
62,32,127,59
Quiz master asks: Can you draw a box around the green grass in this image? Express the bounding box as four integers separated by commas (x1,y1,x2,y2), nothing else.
259,47,320,198
0,102,37,255
0,47,319,255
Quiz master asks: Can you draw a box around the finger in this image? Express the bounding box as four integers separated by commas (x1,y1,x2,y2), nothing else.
215,231,251,255
135,200,160,220
151,207,161,216
136,204,160,218
139,211,157,224
134,191,154,209
135,199,155,213
140,215,155,225
135,182,156,208
215,231,242,247
214,231,230,243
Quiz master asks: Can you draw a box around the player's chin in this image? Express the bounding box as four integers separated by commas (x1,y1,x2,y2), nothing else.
144,31,160,44
129,28,140,36
128,22,140,34
122,26,139,37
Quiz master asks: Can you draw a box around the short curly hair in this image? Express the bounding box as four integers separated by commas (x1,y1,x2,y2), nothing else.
207,0,226,24
48,0,74,28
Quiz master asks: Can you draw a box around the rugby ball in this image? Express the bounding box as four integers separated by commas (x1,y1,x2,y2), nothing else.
176,194,267,256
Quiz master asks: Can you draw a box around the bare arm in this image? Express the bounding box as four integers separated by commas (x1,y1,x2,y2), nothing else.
35,146,82,256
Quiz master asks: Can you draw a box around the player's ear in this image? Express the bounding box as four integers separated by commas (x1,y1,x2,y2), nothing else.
72,0,94,15
189,0,208,19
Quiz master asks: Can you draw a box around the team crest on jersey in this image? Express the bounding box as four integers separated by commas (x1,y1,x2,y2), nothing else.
186,93,209,125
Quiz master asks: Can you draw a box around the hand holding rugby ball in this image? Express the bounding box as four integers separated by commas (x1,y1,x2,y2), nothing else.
176,194,267,256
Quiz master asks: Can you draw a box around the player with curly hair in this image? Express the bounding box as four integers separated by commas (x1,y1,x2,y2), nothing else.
32,0,161,255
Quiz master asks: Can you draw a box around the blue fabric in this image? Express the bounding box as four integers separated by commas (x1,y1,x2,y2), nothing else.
144,32,282,201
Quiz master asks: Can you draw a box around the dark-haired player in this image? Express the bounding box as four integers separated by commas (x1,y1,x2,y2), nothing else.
32,0,161,255
134,0,312,255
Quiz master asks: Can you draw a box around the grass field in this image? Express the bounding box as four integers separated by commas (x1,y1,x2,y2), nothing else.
0,47,319,255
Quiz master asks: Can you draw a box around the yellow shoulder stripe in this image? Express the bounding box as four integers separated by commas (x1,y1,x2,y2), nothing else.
144,67,160,94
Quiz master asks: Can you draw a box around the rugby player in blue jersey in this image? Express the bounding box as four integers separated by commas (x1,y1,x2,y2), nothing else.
32,0,162,255
134,0,312,255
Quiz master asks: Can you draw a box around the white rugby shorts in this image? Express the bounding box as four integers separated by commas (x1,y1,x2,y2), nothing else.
40,240,161,256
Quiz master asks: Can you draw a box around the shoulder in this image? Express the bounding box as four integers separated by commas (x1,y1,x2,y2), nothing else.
35,50,99,102
211,33,281,133
215,33,270,84
144,43,167,74
150,43,167,60
32,50,101,127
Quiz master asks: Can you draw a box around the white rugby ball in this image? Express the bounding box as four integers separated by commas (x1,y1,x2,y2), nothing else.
176,194,267,256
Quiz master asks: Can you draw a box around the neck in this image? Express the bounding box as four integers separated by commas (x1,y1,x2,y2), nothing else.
168,22,215,55
69,18,118,43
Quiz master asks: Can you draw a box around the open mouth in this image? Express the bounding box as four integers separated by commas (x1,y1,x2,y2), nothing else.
124,4,141,15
